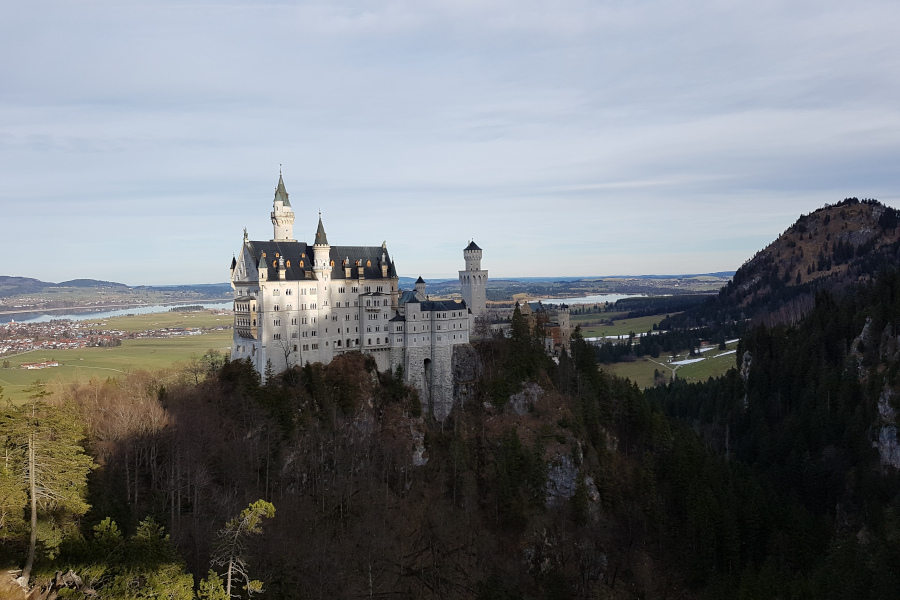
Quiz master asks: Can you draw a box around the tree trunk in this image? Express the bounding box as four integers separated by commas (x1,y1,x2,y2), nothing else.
226,557,234,597
21,434,37,584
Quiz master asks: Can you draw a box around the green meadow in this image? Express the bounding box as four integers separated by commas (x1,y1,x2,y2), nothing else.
602,340,740,389
1,325,232,403
83,310,232,332
571,312,671,338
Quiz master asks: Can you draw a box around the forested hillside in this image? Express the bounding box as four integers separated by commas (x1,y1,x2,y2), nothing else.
661,198,900,331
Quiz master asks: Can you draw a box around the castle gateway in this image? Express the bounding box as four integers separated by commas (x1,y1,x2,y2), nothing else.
230,173,487,419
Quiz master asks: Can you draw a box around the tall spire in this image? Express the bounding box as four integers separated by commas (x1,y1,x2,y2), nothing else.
315,213,329,246
274,171,290,207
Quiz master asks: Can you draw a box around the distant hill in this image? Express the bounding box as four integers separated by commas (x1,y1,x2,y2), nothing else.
0,276,233,299
665,198,900,329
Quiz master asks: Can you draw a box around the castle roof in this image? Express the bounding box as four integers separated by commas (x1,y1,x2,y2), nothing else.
241,240,394,282
314,216,328,246
274,173,290,207
398,290,419,304
420,300,467,312
415,276,425,284
465,241,481,251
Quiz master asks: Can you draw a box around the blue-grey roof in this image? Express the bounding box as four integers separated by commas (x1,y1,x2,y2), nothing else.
274,173,290,207
244,240,395,282
314,217,328,245
420,300,467,312
465,241,481,251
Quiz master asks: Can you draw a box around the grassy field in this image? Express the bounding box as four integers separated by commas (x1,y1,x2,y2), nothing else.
602,340,740,389
0,329,232,403
92,310,232,332
571,313,671,338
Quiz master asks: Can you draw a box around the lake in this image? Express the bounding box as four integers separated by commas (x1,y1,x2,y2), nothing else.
536,293,645,305
1,301,233,324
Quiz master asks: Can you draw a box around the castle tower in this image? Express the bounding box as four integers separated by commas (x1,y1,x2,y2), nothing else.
459,241,487,316
415,276,426,299
313,213,330,271
271,171,296,241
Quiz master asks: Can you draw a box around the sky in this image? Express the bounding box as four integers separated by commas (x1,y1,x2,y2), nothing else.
2,0,899,285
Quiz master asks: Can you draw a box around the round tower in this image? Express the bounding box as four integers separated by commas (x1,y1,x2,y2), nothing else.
459,240,487,317
271,171,296,241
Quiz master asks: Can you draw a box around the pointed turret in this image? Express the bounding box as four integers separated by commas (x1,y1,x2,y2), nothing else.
274,172,290,207
314,215,329,246
313,212,330,271
271,170,296,241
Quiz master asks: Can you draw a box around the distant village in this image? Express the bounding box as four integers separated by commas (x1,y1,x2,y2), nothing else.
0,316,232,361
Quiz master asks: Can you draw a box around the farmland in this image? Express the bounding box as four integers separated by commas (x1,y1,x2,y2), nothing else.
0,313,232,403
601,339,740,389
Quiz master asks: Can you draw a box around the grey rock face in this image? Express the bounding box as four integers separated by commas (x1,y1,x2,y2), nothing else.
507,382,544,416
546,454,578,507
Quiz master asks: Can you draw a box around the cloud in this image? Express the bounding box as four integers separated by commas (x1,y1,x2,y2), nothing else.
1,0,899,284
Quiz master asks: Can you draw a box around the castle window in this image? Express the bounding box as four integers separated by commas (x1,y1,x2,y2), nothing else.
286,289,292,295
383,299,388,306
365,286,371,293
367,327,372,332
345,315,350,321
303,344,309,351
294,345,298,352
312,331,317,336
273,305,279,311
352,287,358,293
273,333,281,339
299,260,304,267
311,304,317,309
286,260,290,267
368,339,372,345
377,286,383,292
366,260,371,267
330,260,335,267
312,343,318,350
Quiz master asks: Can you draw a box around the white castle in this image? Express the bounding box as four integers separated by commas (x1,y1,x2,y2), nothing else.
230,173,488,418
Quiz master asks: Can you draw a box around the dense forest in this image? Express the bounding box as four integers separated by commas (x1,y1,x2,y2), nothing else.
4,202,900,598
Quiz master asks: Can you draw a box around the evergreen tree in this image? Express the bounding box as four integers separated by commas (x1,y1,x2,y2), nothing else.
212,499,276,597
1,381,94,585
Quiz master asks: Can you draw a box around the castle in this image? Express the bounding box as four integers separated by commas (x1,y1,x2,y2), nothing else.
230,173,487,418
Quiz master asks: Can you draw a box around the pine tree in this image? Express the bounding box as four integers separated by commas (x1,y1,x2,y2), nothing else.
1,381,95,585
211,499,276,597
